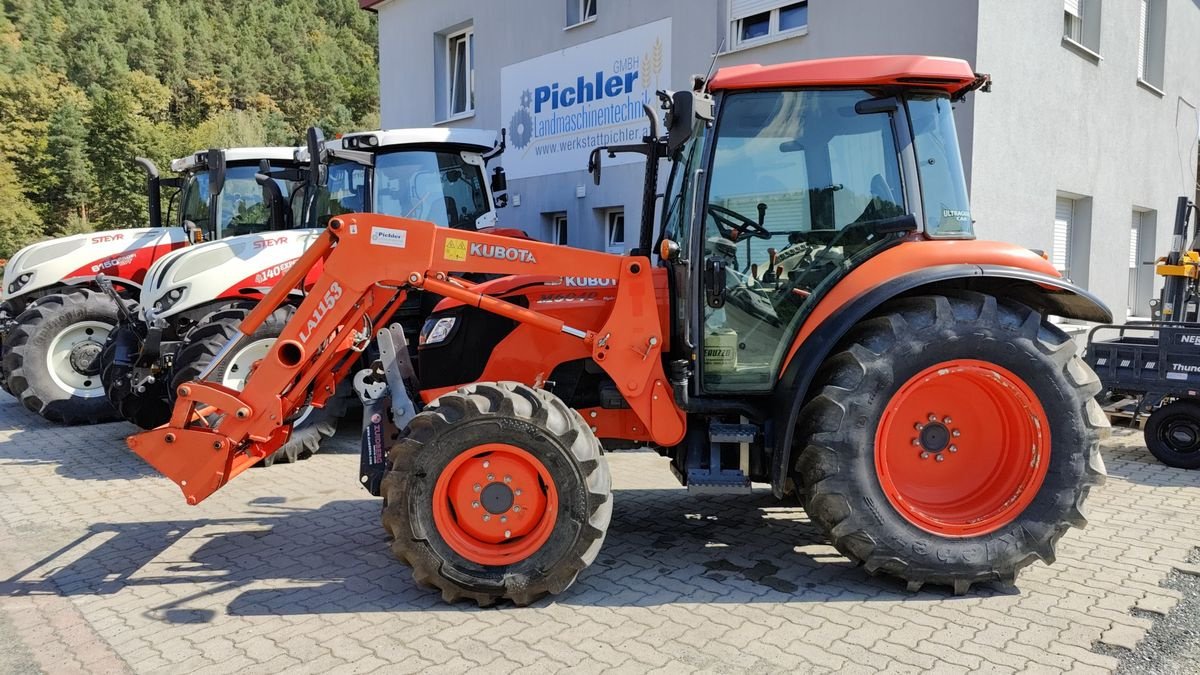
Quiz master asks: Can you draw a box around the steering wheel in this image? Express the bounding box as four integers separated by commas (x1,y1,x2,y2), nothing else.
708,203,772,241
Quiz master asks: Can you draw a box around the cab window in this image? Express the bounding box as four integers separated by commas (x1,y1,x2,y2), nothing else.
373,151,489,230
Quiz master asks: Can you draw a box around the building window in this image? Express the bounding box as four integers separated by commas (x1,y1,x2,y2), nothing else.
605,209,625,254
1129,209,1156,318
446,28,475,119
1063,0,1102,57
1138,0,1166,90
566,0,597,27
729,1,808,49
1054,194,1092,288
553,213,568,245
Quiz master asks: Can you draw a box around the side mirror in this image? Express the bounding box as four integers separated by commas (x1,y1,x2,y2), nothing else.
703,257,727,308
490,166,507,194
666,91,695,156
306,126,327,188
587,147,603,186
206,149,226,196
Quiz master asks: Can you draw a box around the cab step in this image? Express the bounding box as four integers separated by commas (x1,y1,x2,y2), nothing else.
684,422,756,494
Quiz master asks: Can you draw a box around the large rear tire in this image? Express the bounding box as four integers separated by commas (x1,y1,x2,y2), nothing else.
0,299,25,395
169,304,349,466
795,292,1108,593
99,314,173,429
1144,399,1200,469
4,289,121,424
381,382,611,606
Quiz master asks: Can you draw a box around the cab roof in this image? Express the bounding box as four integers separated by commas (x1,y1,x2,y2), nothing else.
709,55,980,96
337,128,497,153
169,146,300,173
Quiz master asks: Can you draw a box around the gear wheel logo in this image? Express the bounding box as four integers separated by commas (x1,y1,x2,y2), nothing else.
510,108,534,150
520,89,533,110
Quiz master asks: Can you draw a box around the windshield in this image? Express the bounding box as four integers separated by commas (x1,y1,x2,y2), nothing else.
908,94,972,237
374,150,489,230
316,160,368,227
660,120,708,258
177,165,297,239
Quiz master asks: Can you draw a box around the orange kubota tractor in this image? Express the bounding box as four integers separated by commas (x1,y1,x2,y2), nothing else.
131,56,1111,605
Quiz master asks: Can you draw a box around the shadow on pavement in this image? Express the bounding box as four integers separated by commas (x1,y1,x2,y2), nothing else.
1102,427,1200,488
0,486,1005,623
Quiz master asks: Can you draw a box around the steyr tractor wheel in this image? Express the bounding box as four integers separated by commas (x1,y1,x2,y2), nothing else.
4,289,121,424
100,314,173,429
795,291,1108,594
381,382,612,606
1144,399,1200,469
170,304,349,466
0,298,25,395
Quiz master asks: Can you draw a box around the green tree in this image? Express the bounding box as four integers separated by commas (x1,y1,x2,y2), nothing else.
86,83,146,231
0,155,45,260
40,99,95,232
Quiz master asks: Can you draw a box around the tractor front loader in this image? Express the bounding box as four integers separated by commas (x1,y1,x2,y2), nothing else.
133,55,1112,606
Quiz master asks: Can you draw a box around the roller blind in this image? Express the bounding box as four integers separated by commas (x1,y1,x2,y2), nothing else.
1130,216,1140,269
1138,0,1149,78
1064,0,1081,18
731,0,788,20
1053,198,1073,275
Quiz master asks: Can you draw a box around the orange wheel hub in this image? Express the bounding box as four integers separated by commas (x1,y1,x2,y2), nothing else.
875,359,1050,537
432,443,558,566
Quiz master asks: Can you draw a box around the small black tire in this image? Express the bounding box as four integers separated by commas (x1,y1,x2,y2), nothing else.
0,298,26,395
4,289,121,424
381,382,611,606
795,292,1108,594
1144,399,1200,469
99,313,174,429
169,304,349,466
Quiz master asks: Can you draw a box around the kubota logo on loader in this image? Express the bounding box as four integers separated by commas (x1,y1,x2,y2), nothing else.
469,243,537,264
299,282,344,344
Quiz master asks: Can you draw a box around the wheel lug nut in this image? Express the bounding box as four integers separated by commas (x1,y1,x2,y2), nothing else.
952,430,961,437
487,473,494,481
513,505,521,513
914,423,924,431
912,439,921,446
472,501,479,508
483,514,491,522
501,516,507,523
482,460,490,468
515,489,522,496
935,454,945,462
504,475,512,483
474,483,481,492
920,452,930,459
949,445,958,453
928,414,937,422
504,530,512,538
943,417,953,425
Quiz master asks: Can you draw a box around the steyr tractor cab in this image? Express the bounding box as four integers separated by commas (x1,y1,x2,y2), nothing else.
0,146,300,424
131,56,1111,606
106,127,508,466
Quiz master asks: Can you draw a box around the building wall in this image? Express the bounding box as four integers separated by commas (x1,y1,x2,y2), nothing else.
971,0,1200,318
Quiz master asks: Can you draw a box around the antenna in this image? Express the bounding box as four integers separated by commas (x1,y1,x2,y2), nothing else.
702,37,726,89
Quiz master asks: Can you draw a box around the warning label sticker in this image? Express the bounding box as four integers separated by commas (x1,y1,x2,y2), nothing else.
444,237,468,262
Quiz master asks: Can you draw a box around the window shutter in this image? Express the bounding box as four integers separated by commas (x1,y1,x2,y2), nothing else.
1130,215,1140,269
1064,0,1081,18
1138,0,1149,78
1053,198,1073,275
731,0,788,21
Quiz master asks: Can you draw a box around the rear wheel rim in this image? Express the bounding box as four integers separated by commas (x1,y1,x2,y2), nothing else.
47,320,111,397
432,443,558,566
1157,413,1200,455
875,359,1051,537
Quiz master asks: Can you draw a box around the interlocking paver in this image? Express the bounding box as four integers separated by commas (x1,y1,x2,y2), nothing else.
0,399,1197,673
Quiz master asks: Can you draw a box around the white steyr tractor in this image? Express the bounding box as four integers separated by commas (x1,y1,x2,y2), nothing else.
0,147,303,423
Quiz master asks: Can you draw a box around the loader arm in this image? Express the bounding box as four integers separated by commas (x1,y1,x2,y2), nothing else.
127,214,685,504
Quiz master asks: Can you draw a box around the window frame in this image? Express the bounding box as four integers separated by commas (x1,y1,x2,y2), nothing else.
445,27,475,121
1062,0,1102,62
553,213,568,245
605,209,625,252
727,1,808,52
1137,0,1166,93
565,0,597,29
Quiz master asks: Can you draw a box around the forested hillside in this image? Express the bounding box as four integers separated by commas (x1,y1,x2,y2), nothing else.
0,0,378,258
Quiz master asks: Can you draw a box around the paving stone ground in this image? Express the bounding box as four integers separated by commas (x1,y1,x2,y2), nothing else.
0,395,1197,674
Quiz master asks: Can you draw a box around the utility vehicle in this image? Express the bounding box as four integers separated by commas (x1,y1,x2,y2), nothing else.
131,56,1110,605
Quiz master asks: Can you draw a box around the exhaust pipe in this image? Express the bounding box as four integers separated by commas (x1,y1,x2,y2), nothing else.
135,157,162,229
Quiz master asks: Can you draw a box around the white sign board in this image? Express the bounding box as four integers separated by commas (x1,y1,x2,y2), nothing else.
500,18,671,180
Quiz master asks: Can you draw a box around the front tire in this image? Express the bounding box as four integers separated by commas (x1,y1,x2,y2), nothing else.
1144,399,1200,469
4,289,120,424
795,292,1108,593
381,382,611,606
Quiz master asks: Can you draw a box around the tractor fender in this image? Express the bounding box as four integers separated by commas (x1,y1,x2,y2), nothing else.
768,262,1111,498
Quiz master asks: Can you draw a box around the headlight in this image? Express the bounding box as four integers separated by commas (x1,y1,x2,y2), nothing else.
153,287,186,314
419,316,456,346
6,273,32,295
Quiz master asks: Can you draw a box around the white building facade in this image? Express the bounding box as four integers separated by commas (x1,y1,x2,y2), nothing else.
364,0,1200,319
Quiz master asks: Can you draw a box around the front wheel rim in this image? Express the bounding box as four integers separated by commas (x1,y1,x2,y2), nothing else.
432,443,558,566
875,359,1051,537
46,320,111,397
1157,413,1200,455
222,337,313,426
